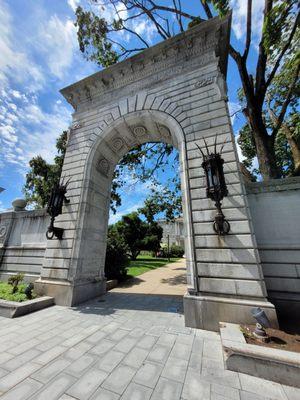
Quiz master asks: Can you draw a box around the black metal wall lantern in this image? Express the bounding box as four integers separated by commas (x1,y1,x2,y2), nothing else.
46,180,70,240
196,138,230,235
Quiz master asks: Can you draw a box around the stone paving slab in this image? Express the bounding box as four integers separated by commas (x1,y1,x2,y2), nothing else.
0,292,299,400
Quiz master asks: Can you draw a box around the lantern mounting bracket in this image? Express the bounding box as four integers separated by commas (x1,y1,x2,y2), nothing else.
213,200,230,235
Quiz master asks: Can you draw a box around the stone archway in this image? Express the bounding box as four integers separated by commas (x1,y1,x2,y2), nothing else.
35,15,278,330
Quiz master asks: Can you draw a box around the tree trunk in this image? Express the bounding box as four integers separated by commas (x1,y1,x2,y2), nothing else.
267,103,300,176
231,52,280,180
246,108,280,179
281,123,300,175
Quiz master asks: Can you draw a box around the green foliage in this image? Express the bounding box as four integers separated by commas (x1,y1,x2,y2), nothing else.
237,125,257,170
114,212,147,260
8,273,24,294
23,131,67,208
140,222,163,254
139,176,182,223
0,280,37,302
159,244,184,258
75,6,118,67
238,120,298,178
208,0,229,17
111,212,163,261
105,226,129,281
111,142,177,214
169,244,184,258
263,1,296,55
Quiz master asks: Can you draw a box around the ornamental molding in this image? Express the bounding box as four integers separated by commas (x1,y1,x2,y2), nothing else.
132,126,147,137
96,157,110,177
194,76,215,88
60,16,231,110
111,136,126,153
0,225,7,239
157,124,171,139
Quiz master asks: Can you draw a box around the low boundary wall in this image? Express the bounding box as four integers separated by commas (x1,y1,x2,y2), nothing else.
0,209,49,282
246,177,300,320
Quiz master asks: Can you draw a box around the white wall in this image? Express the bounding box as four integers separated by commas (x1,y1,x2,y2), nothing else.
247,177,300,315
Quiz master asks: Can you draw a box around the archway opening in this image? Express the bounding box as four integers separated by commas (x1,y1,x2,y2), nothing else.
105,140,187,299
80,110,195,309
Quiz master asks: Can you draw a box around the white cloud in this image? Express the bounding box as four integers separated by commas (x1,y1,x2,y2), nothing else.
230,0,264,45
109,202,144,224
67,0,80,12
132,18,156,43
38,15,77,79
0,1,45,90
10,90,22,99
0,89,71,170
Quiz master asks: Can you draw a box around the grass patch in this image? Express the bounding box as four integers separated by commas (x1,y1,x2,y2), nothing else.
0,281,36,302
127,255,180,277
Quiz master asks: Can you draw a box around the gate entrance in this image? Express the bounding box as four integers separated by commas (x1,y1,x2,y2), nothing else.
35,15,278,330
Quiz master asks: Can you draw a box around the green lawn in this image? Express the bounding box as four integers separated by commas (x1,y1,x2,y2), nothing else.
127,255,180,277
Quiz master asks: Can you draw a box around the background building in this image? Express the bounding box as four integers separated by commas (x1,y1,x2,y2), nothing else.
158,218,185,248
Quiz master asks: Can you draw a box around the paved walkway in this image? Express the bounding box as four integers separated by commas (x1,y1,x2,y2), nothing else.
112,259,187,296
0,294,299,400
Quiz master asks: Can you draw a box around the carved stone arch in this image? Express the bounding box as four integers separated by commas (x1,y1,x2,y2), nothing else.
36,15,278,331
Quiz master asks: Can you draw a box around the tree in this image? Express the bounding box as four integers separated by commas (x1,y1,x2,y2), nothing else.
105,225,129,280
115,212,148,260
23,131,68,208
111,142,176,213
74,0,300,179
138,176,182,223
114,212,162,260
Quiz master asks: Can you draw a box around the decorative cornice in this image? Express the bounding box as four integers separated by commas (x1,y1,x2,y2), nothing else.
60,15,231,110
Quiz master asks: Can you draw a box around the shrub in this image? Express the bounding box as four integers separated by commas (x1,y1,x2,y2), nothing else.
8,273,24,294
157,243,184,258
170,244,184,258
105,226,129,281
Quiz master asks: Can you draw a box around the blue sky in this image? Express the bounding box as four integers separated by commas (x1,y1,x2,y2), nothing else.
0,0,264,220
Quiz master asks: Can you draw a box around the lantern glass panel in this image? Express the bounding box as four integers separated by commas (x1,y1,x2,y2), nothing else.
208,168,214,188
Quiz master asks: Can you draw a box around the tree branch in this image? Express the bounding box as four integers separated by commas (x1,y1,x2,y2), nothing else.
272,61,300,137
243,0,252,61
200,0,213,19
265,12,300,89
255,0,273,104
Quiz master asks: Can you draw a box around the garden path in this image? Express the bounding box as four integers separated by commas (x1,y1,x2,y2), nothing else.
112,259,187,296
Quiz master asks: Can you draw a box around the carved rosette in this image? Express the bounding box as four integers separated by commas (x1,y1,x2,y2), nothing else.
111,137,125,152
96,157,110,177
133,126,147,137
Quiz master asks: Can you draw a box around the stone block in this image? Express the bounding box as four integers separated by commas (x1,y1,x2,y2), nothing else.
133,362,163,388
102,364,137,395
184,293,278,331
120,382,152,400
150,377,182,400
